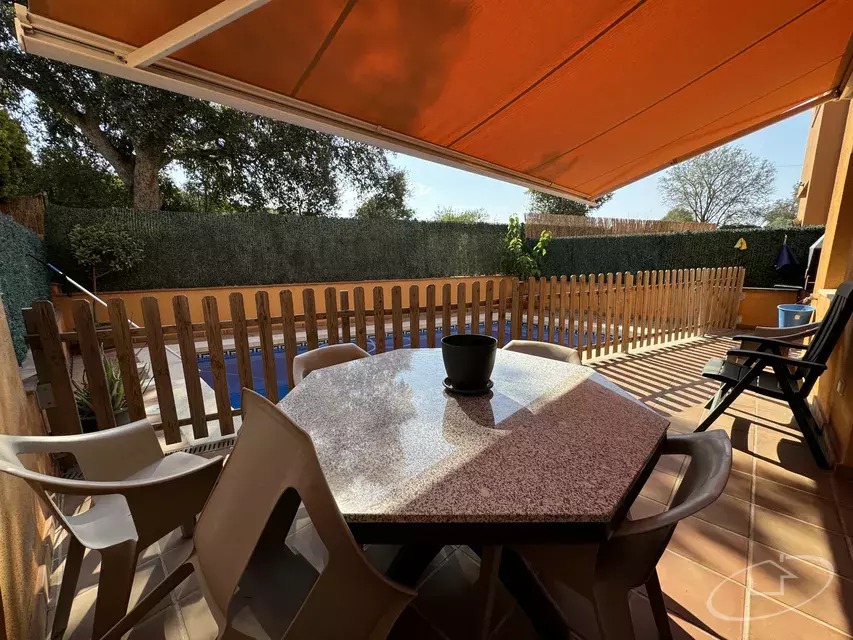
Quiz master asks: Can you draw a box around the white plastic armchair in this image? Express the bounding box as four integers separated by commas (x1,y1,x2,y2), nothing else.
0,420,223,639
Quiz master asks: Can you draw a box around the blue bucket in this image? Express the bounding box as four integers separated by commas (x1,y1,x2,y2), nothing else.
777,304,814,328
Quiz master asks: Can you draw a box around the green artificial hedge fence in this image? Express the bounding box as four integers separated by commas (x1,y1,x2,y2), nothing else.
541,226,825,288
0,215,51,364
45,205,506,291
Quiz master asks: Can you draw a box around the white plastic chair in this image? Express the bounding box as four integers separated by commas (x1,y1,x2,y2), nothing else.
503,339,582,365
103,389,415,639
0,421,223,638
293,343,370,385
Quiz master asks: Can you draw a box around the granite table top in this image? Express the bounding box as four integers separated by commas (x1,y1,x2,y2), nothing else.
277,349,669,530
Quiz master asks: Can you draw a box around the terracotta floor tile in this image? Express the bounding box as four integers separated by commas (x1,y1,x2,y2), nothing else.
755,459,834,498
723,469,754,502
752,506,853,579
628,495,666,520
751,542,853,634
748,592,850,640
668,517,749,583
641,470,679,504
414,549,513,640
285,523,328,572
656,453,687,477
753,396,796,427
178,591,217,640
630,592,720,640
755,427,829,479
754,477,843,533
656,550,745,639
694,493,751,537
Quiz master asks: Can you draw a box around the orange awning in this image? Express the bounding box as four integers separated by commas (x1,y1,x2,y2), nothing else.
16,1,853,202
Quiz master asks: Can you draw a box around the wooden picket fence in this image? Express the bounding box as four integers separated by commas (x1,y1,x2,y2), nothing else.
25,267,744,445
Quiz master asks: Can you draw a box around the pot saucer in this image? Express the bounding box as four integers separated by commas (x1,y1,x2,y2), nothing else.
442,378,494,396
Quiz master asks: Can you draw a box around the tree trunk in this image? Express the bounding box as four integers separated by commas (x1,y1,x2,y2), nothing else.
131,151,163,210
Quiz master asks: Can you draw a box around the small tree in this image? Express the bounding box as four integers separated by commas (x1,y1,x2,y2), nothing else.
500,216,552,280
661,207,694,222
432,206,488,223
762,183,800,229
658,145,776,225
526,189,612,216
355,170,415,220
68,224,144,295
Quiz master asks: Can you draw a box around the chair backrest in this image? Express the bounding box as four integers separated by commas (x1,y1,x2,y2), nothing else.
598,431,731,586
292,343,370,385
798,281,853,388
192,389,412,635
502,340,581,365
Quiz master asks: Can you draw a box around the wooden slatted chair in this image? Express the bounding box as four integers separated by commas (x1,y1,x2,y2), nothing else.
696,282,853,469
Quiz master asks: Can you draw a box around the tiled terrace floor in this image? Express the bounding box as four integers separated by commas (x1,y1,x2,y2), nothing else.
48,336,853,639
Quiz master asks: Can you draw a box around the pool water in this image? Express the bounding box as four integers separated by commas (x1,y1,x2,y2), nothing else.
197,321,611,408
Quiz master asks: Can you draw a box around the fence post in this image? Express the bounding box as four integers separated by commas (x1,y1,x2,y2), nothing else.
255,291,279,402
457,282,467,334
229,292,254,396
108,299,146,422
426,285,436,347
141,297,181,443
391,286,404,349
498,279,508,346
23,302,82,436
201,296,234,435
373,287,386,353
325,287,339,345
509,279,521,341
280,290,298,389
409,285,421,347
303,289,319,349
441,284,452,338
354,287,368,350
470,281,480,335
340,290,352,344
172,295,208,439
72,300,117,430
537,276,547,341
484,280,494,338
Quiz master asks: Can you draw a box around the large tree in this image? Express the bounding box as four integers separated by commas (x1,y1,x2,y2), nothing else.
526,189,612,216
0,107,32,200
0,5,389,212
658,145,776,226
354,170,415,220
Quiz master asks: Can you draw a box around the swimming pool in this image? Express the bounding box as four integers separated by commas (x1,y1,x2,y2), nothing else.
197,321,611,407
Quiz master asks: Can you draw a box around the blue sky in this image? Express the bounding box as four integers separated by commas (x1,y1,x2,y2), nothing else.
343,110,813,223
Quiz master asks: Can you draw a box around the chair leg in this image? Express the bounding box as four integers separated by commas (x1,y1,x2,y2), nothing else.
51,536,84,639
101,562,195,640
696,363,763,433
180,518,196,538
92,540,138,639
592,583,635,640
644,569,673,640
781,385,831,469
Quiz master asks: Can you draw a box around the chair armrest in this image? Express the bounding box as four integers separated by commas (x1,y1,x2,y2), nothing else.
0,455,223,497
731,336,808,350
727,350,827,371
8,420,164,481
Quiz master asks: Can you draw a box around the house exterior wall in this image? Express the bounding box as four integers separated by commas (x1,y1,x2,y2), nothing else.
0,300,53,640
797,101,850,226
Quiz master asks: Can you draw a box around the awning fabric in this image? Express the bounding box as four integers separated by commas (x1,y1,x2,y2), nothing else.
17,1,853,202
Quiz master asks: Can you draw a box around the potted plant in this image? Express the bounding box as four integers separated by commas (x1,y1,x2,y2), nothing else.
73,353,149,433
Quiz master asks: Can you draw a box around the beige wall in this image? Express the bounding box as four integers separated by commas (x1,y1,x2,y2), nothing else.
807,101,853,465
797,101,850,226
0,300,53,640
53,275,512,330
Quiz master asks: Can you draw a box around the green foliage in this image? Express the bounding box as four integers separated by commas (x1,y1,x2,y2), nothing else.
662,207,694,222
68,223,144,292
355,170,415,220
73,352,150,418
762,183,799,229
0,5,390,211
432,206,488,223
47,205,505,290
658,145,776,225
29,142,130,208
526,189,612,216
500,216,552,280
541,226,824,288
0,108,33,200
0,214,51,364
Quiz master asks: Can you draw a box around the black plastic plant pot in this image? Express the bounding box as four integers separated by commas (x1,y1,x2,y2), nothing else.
441,334,497,392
